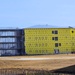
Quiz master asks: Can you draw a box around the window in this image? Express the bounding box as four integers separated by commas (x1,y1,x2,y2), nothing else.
55,43,61,47
52,37,58,41
52,37,54,40
55,43,58,47
72,31,74,33
52,30,58,34
59,43,61,46
55,30,58,34
52,31,55,34
55,37,58,41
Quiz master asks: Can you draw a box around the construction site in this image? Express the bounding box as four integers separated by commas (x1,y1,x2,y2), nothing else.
0,27,75,75
0,27,75,56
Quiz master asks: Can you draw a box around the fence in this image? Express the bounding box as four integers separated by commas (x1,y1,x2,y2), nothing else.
0,68,74,75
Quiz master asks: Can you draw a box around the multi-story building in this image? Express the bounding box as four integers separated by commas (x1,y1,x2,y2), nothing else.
0,27,75,56
24,28,75,55
0,28,25,56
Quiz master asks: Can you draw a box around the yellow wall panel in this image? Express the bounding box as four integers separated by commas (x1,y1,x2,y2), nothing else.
24,28,75,55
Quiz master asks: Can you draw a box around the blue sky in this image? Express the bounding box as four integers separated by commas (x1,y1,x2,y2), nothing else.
0,0,75,28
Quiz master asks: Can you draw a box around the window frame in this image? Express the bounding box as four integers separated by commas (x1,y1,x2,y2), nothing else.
55,43,58,47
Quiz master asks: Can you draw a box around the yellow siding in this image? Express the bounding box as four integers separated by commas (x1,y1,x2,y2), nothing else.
24,28,75,55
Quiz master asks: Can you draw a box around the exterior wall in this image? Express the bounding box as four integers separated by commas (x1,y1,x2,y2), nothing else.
70,29,75,52
24,28,75,55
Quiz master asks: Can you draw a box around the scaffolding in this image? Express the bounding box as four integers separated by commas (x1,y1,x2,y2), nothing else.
0,29,24,56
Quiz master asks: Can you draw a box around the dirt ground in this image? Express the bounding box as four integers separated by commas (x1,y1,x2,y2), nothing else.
0,54,75,71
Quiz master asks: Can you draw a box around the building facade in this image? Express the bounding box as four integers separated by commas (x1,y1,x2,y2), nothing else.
24,28,75,54
0,29,25,56
0,28,75,56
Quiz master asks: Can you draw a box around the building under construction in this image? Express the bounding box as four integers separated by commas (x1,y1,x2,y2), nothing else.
0,27,75,56
0,28,25,56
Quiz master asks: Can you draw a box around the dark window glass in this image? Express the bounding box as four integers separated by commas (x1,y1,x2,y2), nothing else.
52,31,55,34
52,30,58,34
55,31,58,34
52,37,54,40
55,43,58,47
59,43,61,46
72,31,74,33
55,37,58,41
